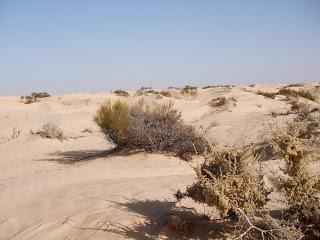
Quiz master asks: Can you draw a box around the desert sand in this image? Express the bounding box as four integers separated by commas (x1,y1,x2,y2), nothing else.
1,84,319,239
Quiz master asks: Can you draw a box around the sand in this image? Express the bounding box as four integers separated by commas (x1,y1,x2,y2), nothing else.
0,83,319,239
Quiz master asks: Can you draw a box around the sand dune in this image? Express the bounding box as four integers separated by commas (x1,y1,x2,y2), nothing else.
0,84,319,239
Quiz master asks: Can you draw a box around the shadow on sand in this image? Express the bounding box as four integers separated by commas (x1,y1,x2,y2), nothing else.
70,197,233,239
39,147,141,164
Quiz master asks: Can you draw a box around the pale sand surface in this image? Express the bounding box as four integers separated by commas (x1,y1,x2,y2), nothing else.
0,84,319,239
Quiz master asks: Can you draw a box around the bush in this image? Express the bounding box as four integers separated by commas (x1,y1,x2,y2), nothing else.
176,146,269,218
114,89,129,97
32,123,65,141
278,88,316,102
208,96,227,107
181,86,197,96
94,100,208,159
256,91,277,99
22,92,50,104
271,121,320,237
160,91,171,97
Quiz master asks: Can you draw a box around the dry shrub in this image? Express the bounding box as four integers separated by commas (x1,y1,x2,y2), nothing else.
114,89,129,97
181,86,197,96
160,91,171,97
271,120,320,238
202,85,233,89
176,146,269,218
279,88,316,102
94,100,208,159
32,123,65,141
208,96,236,108
230,210,304,239
256,91,277,99
22,92,50,104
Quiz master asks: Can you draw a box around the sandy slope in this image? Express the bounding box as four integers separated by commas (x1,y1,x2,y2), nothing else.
0,84,319,239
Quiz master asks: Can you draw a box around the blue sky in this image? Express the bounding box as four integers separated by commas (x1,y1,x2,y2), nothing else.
0,0,319,95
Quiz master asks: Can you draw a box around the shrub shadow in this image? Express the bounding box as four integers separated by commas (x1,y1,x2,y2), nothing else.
87,197,232,239
39,147,141,164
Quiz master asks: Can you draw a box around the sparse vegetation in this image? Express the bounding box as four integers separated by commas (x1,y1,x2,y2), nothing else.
31,123,65,141
208,96,227,107
159,91,171,97
202,85,233,89
114,89,129,97
279,88,316,102
21,92,50,104
256,91,277,99
94,100,208,159
181,86,197,96
208,96,236,108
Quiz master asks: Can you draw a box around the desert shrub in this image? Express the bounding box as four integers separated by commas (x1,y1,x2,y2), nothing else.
208,96,227,107
114,89,129,97
256,91,277,99
202,85,233,89
286,83,304,87
31,92,50,98
32,123,65,141
22,92,50,104
135,87,159,96
94,101,130,147
181,86,197,96
176,146,269,218
271,121,320,237
278,88,316,102
94,100,208,159
160,91,171,97
230,211,304,239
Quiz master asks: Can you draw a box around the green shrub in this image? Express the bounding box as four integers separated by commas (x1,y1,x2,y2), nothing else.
31,92,50,98
94,100,208,159
256,91,277,99
278,88,316,102
114,89,129,97
181,86,197,96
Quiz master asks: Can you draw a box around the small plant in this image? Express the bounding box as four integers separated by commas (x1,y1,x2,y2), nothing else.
181,86,197,96
286,83,304,87
32,123,65,141
31,92,50,98
278,88,316,102
113,89,129,97
256,91,277,99
94,100,208,159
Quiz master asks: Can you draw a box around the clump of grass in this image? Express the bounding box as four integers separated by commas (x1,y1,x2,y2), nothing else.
278,88,316,102
256,91,277,99
31,123,65,141
286,83,304,87
21,92,50,104
176,145,269,218
271,120,320,238
181,86,197,96
94,100,208,160
114,89,129,97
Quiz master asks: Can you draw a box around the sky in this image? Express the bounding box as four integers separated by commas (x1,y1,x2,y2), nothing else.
0,0,320,95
